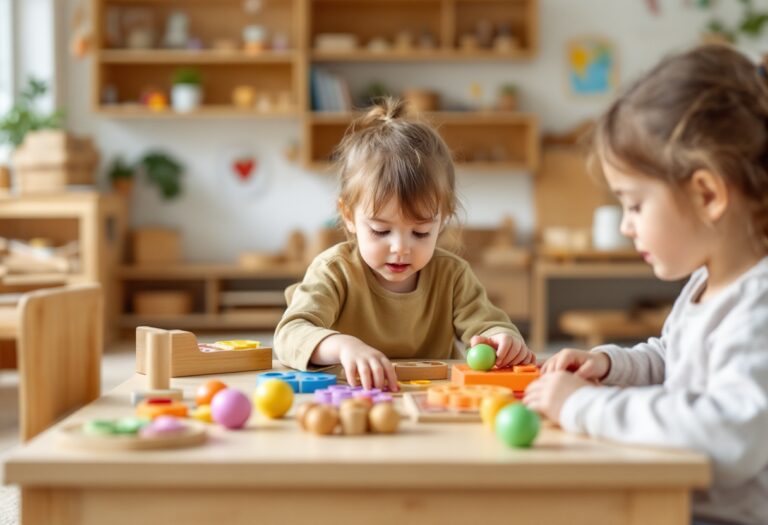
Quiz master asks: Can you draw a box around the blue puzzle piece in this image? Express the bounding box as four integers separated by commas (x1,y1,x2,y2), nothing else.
256,371,336,393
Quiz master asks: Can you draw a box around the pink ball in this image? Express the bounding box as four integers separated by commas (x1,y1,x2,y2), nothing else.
211,388,252,429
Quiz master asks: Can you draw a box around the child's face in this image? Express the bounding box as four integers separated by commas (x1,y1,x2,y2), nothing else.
343,197,441,293
603,161,709,281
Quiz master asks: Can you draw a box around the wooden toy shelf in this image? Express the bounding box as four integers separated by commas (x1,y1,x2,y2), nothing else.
0,193,127,338
308,0,538,58
305,111,539,171
117,263,306,331
93,0,540,170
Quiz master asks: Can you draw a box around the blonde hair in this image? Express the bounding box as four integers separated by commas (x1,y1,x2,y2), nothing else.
335,97,458,225
592,44,768,250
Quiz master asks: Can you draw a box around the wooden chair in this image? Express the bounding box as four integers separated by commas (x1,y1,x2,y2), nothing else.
17,283,103,442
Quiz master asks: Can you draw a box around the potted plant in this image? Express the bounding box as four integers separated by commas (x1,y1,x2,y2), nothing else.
497,84,518,112
171,67,202,113
0,77,64,149
138,151,184,200
107,156,135,197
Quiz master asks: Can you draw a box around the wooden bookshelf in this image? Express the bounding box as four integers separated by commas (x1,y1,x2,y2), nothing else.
94,0,540,170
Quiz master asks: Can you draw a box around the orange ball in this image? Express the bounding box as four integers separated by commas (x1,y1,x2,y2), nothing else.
195,379,227,406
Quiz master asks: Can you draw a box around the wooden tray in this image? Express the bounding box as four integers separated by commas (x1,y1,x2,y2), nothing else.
57,421,207,451
402,392,481,423
135,326,272,377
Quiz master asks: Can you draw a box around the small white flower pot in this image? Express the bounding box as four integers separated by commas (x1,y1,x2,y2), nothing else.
171,84,202,113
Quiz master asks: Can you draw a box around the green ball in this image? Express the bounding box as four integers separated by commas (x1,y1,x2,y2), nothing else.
467,343,496,371
495,403,540,448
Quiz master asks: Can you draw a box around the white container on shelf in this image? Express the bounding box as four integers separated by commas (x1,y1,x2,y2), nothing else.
592,205,631,250
171,84,202,113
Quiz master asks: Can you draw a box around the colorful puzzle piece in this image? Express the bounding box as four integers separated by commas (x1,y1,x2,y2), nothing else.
451,364,540,392
313,385,393,406
426,384,512,411
256,371,336,393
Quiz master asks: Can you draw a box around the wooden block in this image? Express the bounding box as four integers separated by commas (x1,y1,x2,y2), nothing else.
451,364,540,392
146,330,171,390
132,228,181,265
133,291,192,316
135,326,272,377
393,361,448,381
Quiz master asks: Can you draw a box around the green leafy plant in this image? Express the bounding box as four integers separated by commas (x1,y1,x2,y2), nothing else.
0,77,65,148
138,151,184,200
499,83,518,95
699,0,768,42
172,67,202,85
108,156,134,183
108,151,184,200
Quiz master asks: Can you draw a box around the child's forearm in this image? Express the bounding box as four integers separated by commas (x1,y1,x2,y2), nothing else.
310,334,346,365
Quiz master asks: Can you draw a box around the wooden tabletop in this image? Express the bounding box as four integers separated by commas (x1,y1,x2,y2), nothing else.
3,368,710,491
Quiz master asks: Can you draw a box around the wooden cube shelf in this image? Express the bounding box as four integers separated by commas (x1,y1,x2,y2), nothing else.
304,111,539,171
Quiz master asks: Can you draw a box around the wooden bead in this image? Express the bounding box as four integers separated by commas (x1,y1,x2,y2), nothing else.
304,405,339,435
295,402,318,431
368,403,400,434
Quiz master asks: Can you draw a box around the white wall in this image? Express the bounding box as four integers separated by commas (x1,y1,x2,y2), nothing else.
57,0,762,262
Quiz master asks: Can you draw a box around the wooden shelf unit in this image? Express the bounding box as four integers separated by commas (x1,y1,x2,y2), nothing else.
94,0,540,170
117,263,306,332
92,0,303,115
304,111,539,170
0,192,127,339
308,0,538,58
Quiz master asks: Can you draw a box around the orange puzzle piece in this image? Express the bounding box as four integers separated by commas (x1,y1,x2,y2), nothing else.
451,364,540,392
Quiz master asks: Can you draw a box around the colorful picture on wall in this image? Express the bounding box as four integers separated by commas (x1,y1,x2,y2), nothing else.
567,37,617,96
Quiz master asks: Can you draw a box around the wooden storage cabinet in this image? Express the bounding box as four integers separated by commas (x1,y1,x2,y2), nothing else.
0,193,127,337
118,264,305,331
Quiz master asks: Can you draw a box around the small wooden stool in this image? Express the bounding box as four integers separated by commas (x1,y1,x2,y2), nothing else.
558,307,669,348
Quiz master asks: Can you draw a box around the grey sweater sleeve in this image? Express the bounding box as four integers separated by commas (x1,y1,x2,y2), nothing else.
560,286,768,487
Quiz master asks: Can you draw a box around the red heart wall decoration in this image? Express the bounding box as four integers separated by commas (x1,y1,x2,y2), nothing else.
233,157,256,181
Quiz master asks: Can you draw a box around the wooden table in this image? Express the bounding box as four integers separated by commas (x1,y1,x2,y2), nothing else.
2,369,710,525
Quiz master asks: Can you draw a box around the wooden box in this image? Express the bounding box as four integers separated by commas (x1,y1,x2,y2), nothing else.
133,291,191,316
132,228,181,265
135,326,272,377
12,130,99,194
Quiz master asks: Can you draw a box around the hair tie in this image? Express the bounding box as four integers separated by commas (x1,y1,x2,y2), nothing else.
758,63,768,79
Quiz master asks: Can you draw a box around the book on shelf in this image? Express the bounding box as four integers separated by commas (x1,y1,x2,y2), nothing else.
310,67,352,112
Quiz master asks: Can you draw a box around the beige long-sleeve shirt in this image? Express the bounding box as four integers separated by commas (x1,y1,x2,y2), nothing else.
274,241,522,370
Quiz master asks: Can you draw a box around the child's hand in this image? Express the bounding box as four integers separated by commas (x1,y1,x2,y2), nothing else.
337,336,399,392
541,348,610,381
523,371,592,422
470,334,535,369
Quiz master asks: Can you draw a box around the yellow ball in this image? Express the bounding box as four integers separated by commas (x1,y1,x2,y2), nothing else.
253,379,294,419
480,394,516,431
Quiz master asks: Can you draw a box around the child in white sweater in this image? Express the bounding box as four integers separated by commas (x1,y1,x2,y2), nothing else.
524,45,768,525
